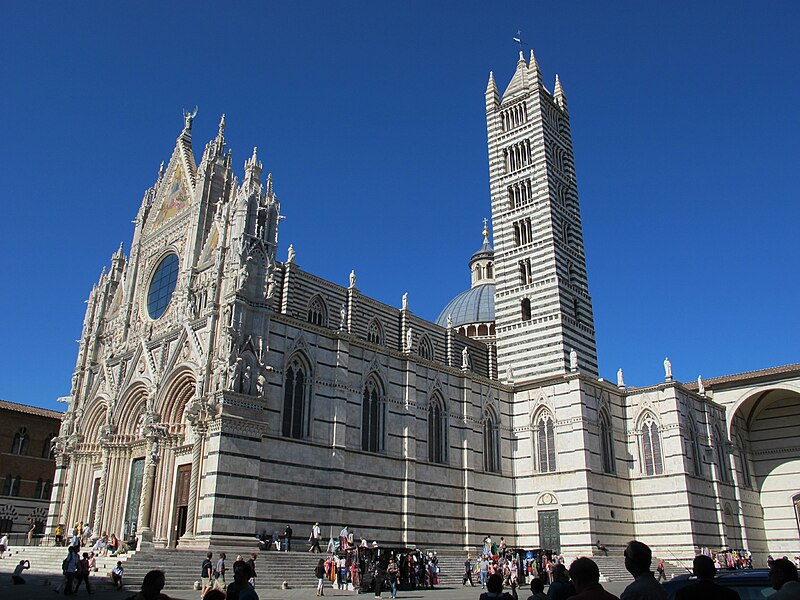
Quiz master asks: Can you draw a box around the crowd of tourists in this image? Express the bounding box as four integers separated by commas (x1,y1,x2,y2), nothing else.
697,547,753,570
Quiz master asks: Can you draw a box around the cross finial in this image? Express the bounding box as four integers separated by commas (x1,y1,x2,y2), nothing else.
482,218,489,242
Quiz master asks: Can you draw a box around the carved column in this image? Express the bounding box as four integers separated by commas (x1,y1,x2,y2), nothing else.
92,447,111,536
137,439,160,548
182,424,206,539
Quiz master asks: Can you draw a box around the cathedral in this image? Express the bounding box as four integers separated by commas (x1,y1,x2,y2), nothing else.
48,52,800,562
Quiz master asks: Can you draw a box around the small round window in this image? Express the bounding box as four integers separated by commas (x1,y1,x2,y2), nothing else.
147,253,179,319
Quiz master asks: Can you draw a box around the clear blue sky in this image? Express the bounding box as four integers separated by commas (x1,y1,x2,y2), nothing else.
2,1,798,411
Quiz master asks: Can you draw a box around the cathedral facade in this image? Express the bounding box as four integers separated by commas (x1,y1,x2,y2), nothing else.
48,53,800,561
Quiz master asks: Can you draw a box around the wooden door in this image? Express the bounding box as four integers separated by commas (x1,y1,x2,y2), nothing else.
172,464,191,544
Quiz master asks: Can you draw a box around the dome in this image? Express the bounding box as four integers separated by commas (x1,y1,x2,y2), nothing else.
435,283,495,327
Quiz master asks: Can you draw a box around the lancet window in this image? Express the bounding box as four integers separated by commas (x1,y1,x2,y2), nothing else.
282,355,311,439
534,411,557,473
428,395,448,464
418,335,433,361
640,415,663,476
11,427,29,455
599,409,615,474
361,377,385,453
367,319,383,345
307,295,327,327
483,409,501,473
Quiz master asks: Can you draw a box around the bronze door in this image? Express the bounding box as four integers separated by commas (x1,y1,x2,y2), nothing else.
538,510,560,553
173,464,191,544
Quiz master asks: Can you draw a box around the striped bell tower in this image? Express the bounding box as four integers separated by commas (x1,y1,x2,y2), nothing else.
486,51,598,382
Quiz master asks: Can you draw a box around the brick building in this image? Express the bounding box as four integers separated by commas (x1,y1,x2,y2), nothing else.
0,400,62,538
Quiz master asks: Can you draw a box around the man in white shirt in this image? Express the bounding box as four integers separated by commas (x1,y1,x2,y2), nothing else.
309,522,321,553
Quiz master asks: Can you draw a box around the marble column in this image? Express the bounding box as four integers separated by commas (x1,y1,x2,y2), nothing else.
181,424,205,539
137,439,160,548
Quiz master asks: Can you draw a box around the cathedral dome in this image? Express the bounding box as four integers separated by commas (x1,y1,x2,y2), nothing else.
436,283,495,327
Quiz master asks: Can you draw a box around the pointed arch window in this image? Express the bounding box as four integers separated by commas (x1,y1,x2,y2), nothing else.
599,409,615,474
11,427,29,455
361,377,385,453
428,395,448,464
418,335,433,361
687,421,703,476
34,478,52,500
483,410,501,473
534,411,556,473
282,356,311,439
367,319,383,345
736,434,751,488
307,296,327,327
714,426,729,482
640,416,663,476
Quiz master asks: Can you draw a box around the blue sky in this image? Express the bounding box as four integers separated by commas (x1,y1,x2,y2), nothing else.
2,1,798,411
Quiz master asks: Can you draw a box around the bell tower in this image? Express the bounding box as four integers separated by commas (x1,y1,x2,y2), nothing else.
486,51,598,381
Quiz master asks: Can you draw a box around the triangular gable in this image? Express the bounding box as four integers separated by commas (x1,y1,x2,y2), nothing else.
148,142,196,231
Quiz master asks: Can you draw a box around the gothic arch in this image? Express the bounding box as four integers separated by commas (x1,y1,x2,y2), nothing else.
427,391,448,464
115,382,150,437
282,351,313,439
158,367,197,426
306,294,328,327
366,318,384,345
361,373,385,453
532,407,556,473
482,406,501,473
80,398,110,442
418,334,434,361
637,410,664,476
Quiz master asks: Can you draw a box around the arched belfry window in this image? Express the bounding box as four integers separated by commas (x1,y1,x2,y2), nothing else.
428,395,448,464
483,409,501,473
534,411,556,473
307,295,327,327
367,319,383,345
361,377,385,453
599,409,615,474
640,414,663,476
282,355,311,439
11,427,29,455
521,298,532,321
418,335,433,361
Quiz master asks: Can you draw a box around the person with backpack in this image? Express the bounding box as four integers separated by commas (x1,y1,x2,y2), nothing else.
72,552,92,594
200,552,214,597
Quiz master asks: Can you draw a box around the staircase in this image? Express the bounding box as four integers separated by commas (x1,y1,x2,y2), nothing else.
122,548,326,591
592,555,681,582
0,545,136,591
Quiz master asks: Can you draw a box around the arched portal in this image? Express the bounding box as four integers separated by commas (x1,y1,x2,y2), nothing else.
729,388,800,557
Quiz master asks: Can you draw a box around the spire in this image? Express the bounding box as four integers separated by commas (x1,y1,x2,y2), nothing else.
244,146,263,189
554,74,568,111
485,71,500,107
502,52,529,100
213,114,226,157
528,49,541,87
528,49,539,72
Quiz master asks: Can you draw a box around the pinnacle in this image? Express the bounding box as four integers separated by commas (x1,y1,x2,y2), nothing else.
529,49,539,72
